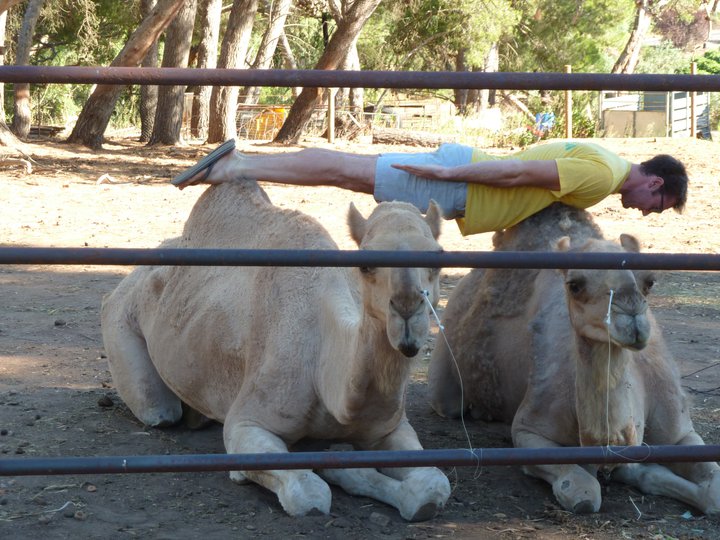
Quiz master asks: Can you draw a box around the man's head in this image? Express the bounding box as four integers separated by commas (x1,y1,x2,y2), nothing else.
639,154,688,213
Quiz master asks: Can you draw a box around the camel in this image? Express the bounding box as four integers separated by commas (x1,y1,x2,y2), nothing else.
100,181,451,521
428,203,720,515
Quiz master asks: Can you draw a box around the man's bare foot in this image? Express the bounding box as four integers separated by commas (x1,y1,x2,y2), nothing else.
172,139,243,189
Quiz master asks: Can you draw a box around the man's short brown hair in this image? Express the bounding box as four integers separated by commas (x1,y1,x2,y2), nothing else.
640,154,688,213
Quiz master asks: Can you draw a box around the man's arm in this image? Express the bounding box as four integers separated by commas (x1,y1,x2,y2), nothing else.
391,159,561,191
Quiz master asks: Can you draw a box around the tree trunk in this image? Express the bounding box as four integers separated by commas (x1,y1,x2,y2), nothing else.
207,0,259,144
66,0,184,149
328,2,363,116
612,1,668,74
274,0,382,144
11,0,44,139
241,0,292,106
453,49,468,116
0,9,7,121
0,8,23,150
279,30,301,99
148,0,198,146
334,36,363,114
139,0,159,142
0,0,23,15
477,42,498,110
191,0,222,140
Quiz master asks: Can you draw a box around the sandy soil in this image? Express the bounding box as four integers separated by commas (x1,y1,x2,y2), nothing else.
1,134,720,539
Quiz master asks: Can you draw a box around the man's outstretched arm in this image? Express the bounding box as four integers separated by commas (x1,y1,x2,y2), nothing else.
391,159,561,191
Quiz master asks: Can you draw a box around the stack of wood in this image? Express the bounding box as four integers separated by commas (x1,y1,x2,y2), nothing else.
372,127,456,147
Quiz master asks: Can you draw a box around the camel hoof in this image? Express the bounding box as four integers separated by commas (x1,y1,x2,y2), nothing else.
406,501,441,522
139,404,183,428
278,472,332,517
398,469,451,521
573,500,597,514
229,470,249,484
553,473,601,514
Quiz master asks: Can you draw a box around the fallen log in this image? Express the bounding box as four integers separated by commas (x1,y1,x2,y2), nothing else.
372,127,453,147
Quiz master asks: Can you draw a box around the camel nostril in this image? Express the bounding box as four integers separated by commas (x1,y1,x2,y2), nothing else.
399,343,419,357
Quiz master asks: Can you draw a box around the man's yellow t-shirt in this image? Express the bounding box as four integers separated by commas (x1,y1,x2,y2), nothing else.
456,142,631,236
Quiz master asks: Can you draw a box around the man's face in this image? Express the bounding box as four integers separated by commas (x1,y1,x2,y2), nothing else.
621,177,673,216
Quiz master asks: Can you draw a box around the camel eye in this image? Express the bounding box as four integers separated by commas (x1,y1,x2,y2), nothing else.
643,278,656,294
359,266,376,276
566,278,585,296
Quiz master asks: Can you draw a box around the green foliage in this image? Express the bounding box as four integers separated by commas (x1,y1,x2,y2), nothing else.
501,0,634,72
636,41,691,74
3,0,139,127
690,50,720,132
694,50,720,75
283,10,328,69
365,0,519,72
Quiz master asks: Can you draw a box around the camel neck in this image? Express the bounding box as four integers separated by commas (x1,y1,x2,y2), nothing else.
574,339,639,447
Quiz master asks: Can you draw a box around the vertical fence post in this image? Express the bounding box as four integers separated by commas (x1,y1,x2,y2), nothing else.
564,65,572,138
690,61,697,138
327,88,335,143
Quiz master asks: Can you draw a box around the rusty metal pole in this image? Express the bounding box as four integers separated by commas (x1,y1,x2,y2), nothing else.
565,65,572,138
3,445,720,476
691,61,697,138
327,88,335,143
1,67,720,92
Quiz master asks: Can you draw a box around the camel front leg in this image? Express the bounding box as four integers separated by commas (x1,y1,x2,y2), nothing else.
102,316,182,427
613,431,720,516
224,423,331,517
513,428,602,514
322,419,450,521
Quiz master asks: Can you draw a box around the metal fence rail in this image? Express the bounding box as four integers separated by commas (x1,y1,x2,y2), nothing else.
0,66,720,91
2,246,720,271
3,445,720,477
2,65,719,477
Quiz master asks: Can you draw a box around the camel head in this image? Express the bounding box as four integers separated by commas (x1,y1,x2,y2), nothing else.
556,234,655,350
347,201,442,357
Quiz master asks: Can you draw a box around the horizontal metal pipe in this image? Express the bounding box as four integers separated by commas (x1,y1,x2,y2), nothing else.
0,66,719,92
1,247,719,271
2,446,719,476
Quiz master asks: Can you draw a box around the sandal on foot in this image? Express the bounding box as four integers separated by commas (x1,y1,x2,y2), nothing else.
171,139,236,188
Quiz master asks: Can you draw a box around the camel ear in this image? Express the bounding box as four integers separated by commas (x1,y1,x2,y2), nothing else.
347,202,367,246
425,200,442,239
619,233,641,253
555,236,571,252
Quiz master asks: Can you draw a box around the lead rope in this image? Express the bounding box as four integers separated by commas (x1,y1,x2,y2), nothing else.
604,289,615,448
603,289,649,469
422,290,482,480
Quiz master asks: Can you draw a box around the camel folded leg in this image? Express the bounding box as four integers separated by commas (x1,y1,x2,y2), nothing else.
514,429,602,514
223,423,331,517
319,466,447,522
330,419,451,521
102,315,182,427
613,433,720,516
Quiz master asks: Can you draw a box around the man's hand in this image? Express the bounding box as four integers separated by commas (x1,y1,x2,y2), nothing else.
393,159,560,190
391,163,451,180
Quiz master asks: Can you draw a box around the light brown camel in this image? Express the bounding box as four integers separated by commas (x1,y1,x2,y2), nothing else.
429,203,720,515
101,181,451,521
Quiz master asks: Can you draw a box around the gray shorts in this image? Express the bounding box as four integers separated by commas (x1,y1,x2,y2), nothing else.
374,143,472,219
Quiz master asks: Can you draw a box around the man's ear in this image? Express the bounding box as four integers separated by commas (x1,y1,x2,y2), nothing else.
649,175,664,190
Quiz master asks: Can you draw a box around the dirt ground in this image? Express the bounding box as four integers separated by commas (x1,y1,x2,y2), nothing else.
1,133,720,539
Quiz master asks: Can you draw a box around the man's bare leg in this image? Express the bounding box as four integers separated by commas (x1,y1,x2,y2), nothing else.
180,147,378,194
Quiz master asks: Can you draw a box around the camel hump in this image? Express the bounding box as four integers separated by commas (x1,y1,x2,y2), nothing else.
492,203,603,253
181,181,337,251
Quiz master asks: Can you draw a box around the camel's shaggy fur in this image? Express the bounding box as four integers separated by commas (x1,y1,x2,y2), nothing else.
429,203,720,515
101,181,450,520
